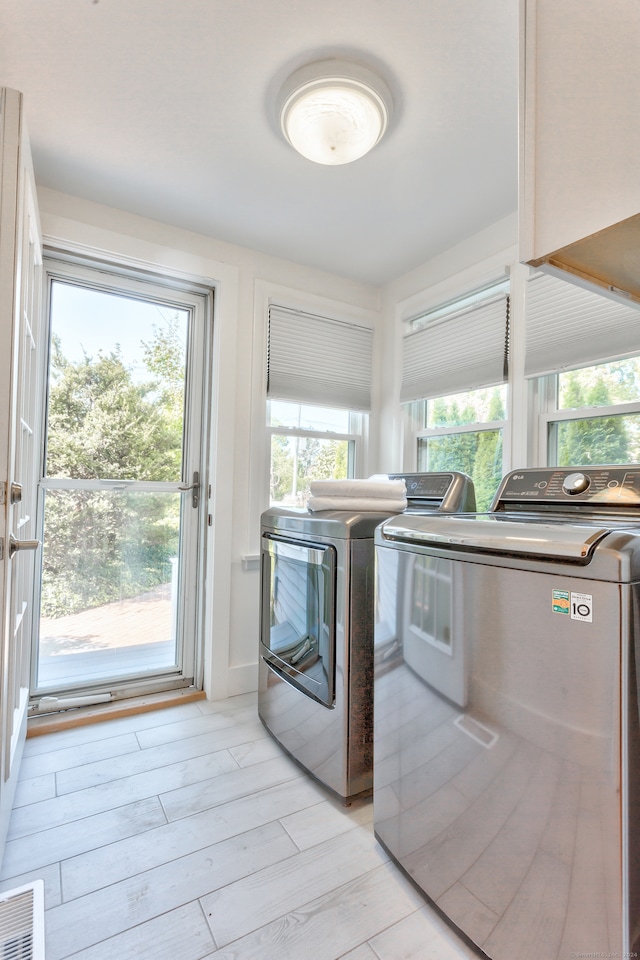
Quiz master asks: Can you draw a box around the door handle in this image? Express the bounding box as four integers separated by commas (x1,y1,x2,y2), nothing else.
10,482,22,504
178,471,200,508
9,534,40,559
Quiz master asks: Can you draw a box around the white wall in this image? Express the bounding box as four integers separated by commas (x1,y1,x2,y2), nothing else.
38,187,382,700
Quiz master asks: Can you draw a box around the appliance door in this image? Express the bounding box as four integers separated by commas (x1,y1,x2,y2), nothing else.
374,541,627,960
260,534,336,707
380,513,612,561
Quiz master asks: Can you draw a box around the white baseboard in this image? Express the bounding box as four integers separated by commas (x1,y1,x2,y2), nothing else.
227,662,259,698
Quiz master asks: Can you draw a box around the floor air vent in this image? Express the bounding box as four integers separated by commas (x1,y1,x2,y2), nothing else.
0,880,45,959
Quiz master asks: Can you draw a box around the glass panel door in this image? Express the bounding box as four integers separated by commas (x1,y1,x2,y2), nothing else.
32,264,209,699
260,535,336,707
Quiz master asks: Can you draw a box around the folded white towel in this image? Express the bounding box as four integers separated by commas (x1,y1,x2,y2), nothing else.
307,496,407,513
308,477,407,499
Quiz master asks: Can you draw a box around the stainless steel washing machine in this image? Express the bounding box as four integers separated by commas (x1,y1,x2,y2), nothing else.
374,466,640,959
258,472,475,803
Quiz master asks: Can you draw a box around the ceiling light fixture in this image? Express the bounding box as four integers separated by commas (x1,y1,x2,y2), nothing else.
278,59,393,166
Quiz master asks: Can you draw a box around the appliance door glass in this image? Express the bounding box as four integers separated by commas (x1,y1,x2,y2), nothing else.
261,535,336,707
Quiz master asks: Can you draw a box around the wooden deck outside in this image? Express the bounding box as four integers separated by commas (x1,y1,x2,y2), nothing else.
37,584,177,688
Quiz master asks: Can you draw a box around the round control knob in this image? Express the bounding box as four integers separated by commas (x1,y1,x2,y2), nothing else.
563,472,590,495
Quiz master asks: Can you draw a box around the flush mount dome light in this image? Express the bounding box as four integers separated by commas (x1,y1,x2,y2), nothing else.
278,59,393,165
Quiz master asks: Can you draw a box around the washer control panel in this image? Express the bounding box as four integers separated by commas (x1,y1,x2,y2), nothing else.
562,472,591,496
494,467,640,509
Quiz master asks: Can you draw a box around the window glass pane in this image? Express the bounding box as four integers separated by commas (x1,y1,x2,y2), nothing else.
418,429,503,511
47,281,188,482
268,400,350,432
426,384,507,428
271,435,353,506
558,358,640,410
551,413,640,467
38,489,181,688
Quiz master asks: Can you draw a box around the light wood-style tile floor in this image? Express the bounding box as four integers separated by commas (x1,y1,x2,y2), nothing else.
0,693,479,959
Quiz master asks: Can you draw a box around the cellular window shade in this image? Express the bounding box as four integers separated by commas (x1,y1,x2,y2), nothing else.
401,292,509,403
267,305,373,410
525,272,640,378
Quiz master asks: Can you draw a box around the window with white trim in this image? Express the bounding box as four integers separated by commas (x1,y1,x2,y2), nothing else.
527,272,640,467
266,305,371,506
402,279,510,511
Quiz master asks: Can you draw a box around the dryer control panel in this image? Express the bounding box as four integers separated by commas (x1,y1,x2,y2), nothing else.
389,471,476,513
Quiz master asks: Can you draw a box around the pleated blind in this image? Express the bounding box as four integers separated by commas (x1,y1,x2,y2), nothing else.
267,304,373,410
401,289,510,403
525,272,640,378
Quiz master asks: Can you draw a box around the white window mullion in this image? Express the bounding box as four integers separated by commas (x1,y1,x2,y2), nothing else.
417,419,507,440
268,426,359,443
544,399,640,424
533,375,558,466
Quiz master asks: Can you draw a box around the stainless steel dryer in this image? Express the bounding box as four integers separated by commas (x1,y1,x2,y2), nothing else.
258,472,475,803
373,466,640,959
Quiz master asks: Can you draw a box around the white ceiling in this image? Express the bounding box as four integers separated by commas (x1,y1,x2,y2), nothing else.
0,0,519,285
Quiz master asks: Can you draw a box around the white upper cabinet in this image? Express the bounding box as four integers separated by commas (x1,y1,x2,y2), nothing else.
519,0,640,300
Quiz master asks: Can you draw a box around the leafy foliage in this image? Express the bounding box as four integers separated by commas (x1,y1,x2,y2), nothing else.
41,327,185,618
420,362,640,513
419,388,505,511
556,367,631,466
270,432,349,505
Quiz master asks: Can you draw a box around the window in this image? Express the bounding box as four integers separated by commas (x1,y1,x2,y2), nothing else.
407,384,507,511
267,400,363,506
266,304,372,505
541,357,640,466
402,279,510,511
526,271,640,468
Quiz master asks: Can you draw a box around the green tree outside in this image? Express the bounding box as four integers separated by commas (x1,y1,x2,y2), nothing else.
419,387,505,510
42,329,185,618
556,369,629,466
420,366,635,512
269,431,350,505
270,432,295,503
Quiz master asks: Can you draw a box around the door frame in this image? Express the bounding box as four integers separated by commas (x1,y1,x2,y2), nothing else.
39,226,240,703
29,253,215,707
0,87,43,861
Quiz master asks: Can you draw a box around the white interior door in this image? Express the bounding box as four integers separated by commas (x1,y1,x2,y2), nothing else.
0,88,43,862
